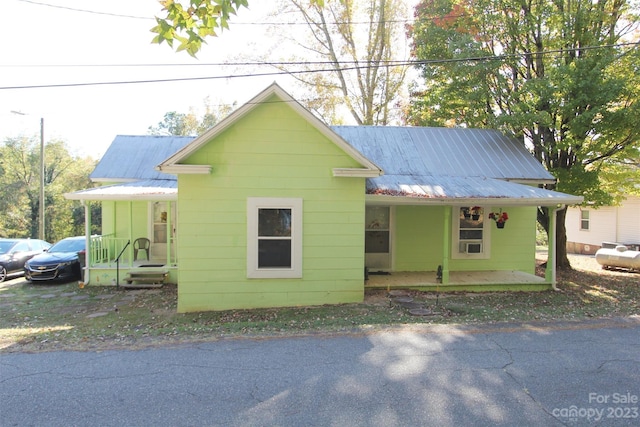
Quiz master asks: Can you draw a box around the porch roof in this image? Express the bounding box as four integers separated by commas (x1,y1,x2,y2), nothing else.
91,135,194,183
364,175,584,206
65,179,177,201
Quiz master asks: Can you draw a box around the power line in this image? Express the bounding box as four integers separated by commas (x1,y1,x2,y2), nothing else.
15,0,152,20
1,42,636,91
0,69,335,90
0,60,413,68
2,42,636,70
14,0,416,25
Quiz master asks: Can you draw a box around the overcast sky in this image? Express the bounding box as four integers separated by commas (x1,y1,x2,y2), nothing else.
2,0,292,158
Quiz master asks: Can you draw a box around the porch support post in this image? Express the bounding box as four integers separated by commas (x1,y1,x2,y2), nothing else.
166,201,172,265
110,201,116,264
129,201,134,267
441,207,451,284
85,201,92,266
82,201,91,284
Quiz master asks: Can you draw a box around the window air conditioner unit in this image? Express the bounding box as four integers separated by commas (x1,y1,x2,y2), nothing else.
465,242,482,254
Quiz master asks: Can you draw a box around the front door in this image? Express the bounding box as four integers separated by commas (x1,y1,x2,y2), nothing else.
365,206,391,270
149,201,176,264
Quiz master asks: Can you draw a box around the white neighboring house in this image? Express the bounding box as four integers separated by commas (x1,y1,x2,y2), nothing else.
566,195,640,254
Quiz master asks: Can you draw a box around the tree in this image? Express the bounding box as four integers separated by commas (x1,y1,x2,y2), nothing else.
152,0,326,56
0,137,36,237
148,98,236,136
43,141,99,241
0,137,97,241
152,0,410,126
408,0,640,268
269,0,410,125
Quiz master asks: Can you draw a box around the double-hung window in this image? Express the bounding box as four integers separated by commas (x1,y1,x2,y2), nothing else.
247,198,302,278
452,206,490,259
580,210,590,230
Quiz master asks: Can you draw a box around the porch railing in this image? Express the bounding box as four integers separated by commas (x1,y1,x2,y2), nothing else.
89,235,131,267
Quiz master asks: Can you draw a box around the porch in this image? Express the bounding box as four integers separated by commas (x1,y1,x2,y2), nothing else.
85,235,178,287
89,234,177,268
365,269,550,292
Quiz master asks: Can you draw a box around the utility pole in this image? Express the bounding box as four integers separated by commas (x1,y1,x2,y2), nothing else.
10,111,45,240
39,117,45,240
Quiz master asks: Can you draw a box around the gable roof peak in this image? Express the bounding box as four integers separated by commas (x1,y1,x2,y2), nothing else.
156,82,382,176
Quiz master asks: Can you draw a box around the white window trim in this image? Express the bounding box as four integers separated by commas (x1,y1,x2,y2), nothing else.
580,209,590,231
247,197,303,279
451,206,491,260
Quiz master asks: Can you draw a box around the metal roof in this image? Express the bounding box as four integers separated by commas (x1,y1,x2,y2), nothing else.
332,126,554,181
332,126,581,205
90,135,194,182
72,124,581,205
365,175,583,206
65,179,177,201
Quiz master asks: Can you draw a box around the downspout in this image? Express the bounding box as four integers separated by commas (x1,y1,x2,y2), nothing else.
548,204,565,290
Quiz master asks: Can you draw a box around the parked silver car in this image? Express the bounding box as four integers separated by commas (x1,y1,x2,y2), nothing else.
0,238,52,282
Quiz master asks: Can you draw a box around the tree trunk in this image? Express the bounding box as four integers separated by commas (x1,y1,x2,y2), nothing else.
537,206,572,270
555,207,572,270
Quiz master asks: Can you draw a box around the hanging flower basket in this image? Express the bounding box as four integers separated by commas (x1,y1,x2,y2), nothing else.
489,211,509,228
471,206,482,220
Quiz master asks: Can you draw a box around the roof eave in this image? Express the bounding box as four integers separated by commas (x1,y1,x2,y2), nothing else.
333,168,383,178
65,193,178,202
90,178,139,183
155,164,211,174
365,194,584,206
505,178,557,185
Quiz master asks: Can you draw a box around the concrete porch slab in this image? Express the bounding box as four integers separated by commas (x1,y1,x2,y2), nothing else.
365,270,547,291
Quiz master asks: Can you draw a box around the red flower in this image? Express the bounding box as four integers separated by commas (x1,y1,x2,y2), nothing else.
489,211,509,223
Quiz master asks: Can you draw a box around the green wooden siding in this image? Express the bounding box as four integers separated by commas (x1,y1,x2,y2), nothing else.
448,206,535,273
484,206,536,274
177,95,366,312
393,205,537,274
99,200,151,263
394,205,446,272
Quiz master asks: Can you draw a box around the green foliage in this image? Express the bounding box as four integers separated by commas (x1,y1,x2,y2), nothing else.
148,111,192,136
151,0,330,56
0,136,97,241
593,149,640,205
151,0,249,56
148,98,236,135
409,0,640,267
409,1,639,204
553,165,613,206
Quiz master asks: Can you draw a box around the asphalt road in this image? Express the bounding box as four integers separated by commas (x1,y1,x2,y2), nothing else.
1,318,639,427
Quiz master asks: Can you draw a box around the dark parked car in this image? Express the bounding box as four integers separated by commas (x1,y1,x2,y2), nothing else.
0,238,52,282
24,236,86,283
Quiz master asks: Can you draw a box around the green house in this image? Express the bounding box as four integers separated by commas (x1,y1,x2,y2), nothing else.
67,83,583,313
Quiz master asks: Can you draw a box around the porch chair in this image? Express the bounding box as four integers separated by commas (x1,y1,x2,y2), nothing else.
133,237,151,261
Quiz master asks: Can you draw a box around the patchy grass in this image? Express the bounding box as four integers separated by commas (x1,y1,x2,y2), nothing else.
1,254,638,353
